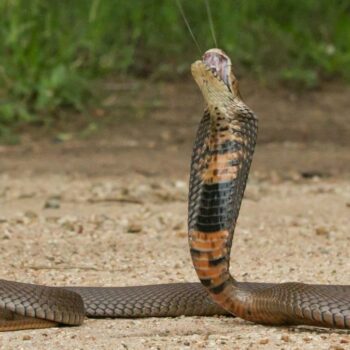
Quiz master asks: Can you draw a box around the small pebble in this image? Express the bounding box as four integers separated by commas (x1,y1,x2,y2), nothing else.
281,334,290,342
2,230,11,240
127,223,142,233
175,231,187,238
24,210,38,220
315,226,329,236
44,196,61,209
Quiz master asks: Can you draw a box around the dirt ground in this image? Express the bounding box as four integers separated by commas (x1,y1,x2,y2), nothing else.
0,80,350,349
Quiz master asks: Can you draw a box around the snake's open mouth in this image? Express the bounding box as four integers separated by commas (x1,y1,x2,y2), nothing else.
202,48,232,88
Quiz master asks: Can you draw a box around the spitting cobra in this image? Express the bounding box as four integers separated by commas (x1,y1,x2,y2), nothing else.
0,48,349,331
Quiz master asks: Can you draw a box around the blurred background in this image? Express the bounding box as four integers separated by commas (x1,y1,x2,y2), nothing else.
1,0,350,176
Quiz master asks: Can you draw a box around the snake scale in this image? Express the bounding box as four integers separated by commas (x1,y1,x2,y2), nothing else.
0,48,349,331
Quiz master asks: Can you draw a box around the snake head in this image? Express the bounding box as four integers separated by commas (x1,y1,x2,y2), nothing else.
191,48,241,109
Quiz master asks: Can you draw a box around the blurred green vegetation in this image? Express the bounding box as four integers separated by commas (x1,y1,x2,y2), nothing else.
1,0,350,141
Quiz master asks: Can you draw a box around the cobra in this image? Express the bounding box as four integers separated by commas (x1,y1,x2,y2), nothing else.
0,49,349,331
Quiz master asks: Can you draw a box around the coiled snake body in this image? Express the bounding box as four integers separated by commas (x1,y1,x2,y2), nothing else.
0,49,349,331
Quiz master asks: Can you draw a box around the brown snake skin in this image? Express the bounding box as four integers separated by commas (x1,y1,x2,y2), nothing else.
0,48,349,331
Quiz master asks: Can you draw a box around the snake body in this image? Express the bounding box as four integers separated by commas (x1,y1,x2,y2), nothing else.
0,48,349,331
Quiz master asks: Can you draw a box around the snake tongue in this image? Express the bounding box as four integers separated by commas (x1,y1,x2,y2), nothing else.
202,49,231,87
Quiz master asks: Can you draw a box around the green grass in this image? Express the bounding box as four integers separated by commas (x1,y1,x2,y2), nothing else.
1,0,350,140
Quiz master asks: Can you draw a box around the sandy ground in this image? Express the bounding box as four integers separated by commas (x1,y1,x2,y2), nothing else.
0,80,350,349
